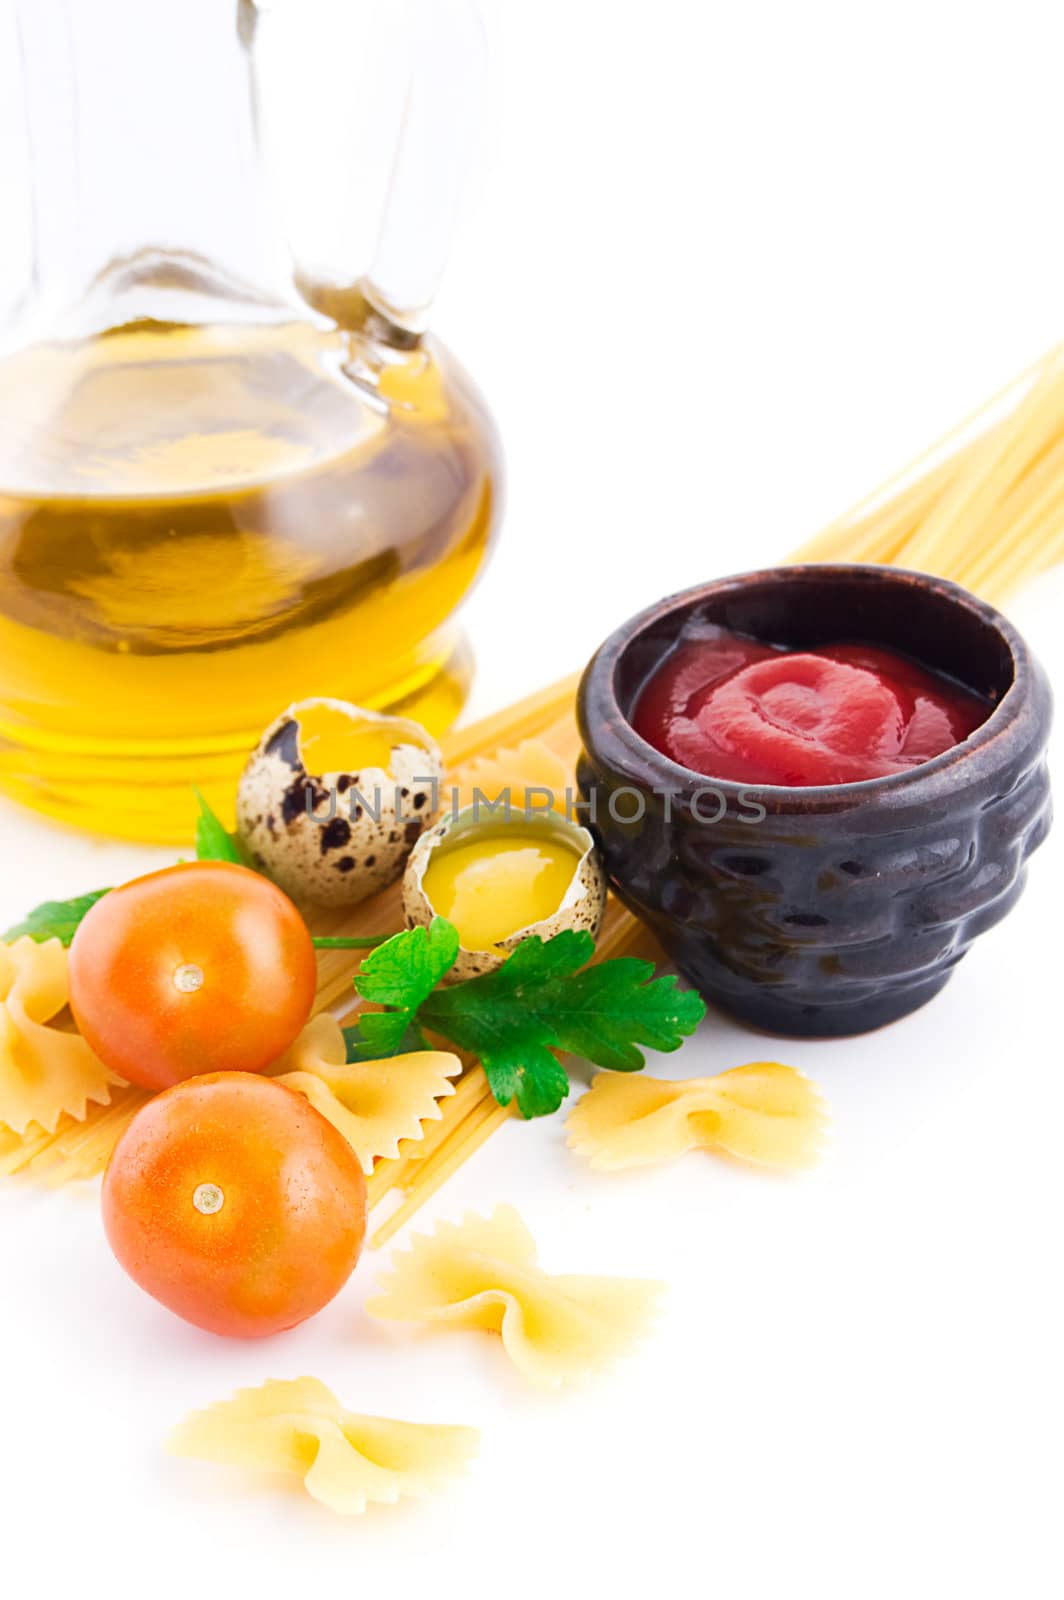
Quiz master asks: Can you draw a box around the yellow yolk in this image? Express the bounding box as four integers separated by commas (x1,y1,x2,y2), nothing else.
296,705,399,775
422,833,582,950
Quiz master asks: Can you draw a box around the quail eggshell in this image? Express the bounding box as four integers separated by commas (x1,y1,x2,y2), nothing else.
402,805,607,981
236,698,443,907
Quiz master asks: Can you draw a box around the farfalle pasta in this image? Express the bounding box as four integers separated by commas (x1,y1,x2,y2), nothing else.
451,737,571,812
0,937,120,1136
168,1378,478,1516
367,1205,662,1386
269,1013,462,1173
0,1086,148,1184
566,1062,828,1172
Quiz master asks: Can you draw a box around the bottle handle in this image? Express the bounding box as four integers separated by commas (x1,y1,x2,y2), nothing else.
359,0,487,342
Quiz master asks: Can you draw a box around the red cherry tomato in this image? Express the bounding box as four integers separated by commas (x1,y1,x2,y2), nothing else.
102,1073,366,1338
69,861,317,1091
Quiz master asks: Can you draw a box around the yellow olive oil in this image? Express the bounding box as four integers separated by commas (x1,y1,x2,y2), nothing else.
0,319,500,839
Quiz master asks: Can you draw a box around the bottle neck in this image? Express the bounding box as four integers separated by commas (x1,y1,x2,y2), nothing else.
15,0,294,336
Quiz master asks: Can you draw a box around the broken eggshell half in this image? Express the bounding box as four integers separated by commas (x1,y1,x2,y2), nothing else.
236,698,443,907
402,804,607,981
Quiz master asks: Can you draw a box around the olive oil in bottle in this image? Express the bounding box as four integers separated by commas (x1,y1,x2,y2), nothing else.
0,318,500,839
2,0,501,839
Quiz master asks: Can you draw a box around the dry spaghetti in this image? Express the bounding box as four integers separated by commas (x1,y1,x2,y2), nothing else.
792,341,1064,599
5,341,1063,1233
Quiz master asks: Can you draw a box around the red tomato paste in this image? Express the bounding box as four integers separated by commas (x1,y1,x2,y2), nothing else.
632,626,990,786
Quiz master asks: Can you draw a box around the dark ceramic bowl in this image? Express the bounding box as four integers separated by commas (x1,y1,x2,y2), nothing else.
577,565,1053,1037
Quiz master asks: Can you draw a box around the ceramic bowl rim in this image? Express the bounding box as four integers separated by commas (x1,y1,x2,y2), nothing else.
578,563,1046,809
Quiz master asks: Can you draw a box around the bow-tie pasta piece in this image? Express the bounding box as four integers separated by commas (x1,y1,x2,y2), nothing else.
0,937,120,1136
367,1205,663,1387
270,1013,461,1174
566,1062,828,1173
1,1087,149,1184
168,1377,478,1516
452,737,571,812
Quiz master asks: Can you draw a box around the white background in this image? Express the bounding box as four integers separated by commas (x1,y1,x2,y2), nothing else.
2,3,1063,1597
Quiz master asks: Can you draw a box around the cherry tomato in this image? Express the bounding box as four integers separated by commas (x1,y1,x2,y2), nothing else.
102,1073,366,1338
68,861,317,1092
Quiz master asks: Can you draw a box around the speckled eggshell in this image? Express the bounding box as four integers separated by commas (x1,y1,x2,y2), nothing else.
236,699,443,908
402,806,607,981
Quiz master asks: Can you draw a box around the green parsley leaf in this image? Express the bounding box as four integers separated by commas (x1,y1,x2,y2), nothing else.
191,792,387,957
355,918,461,1011
343,1016,429,1062
342,917,706,1120
193,789,244,864
2,888,111,947
477,1042,572,1120
344,919,459,1055
423,932,705,1117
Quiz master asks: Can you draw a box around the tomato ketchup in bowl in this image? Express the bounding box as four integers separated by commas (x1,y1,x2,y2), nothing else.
632,626,990,787
577,565,1052,1037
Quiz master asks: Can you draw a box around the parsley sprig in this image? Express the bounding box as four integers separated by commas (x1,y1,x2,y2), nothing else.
193,792,381,948
193,788,244,865
343,918,706,1119
2,793,387,952
2,889,112,947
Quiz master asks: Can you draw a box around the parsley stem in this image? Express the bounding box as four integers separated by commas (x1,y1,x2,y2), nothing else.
312,934,394,950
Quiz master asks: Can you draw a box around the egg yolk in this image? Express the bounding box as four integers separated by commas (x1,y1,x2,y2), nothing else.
296,705,400,776
423,833,582,950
